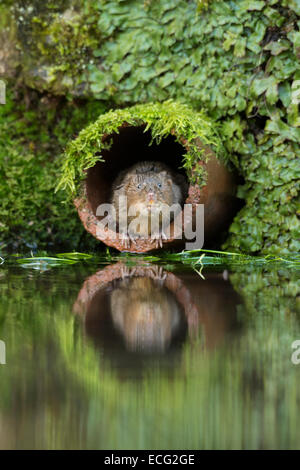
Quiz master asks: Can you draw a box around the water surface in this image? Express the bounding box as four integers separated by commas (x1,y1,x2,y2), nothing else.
0,256,299,449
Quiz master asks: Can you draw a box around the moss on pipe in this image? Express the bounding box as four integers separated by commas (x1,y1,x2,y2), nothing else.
58,100,229,195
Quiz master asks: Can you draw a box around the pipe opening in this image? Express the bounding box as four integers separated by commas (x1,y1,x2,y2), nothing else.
86,125,188,218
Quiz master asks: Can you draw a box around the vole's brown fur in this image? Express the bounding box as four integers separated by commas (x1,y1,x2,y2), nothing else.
111,161,187,244
110,276,181,353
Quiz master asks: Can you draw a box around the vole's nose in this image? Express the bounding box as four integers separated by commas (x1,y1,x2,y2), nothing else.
148,191,155,203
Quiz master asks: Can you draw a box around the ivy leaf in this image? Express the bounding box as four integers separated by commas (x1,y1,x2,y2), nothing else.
264,40,290,55
97,14,115,36
158,72,175,88
247,21,266,53
234,37,246,57
242,0,265,11
223,32,238,51
287,104,300,127
89,70,108,93
251,76,277,98
286,0,300,16
266,80,278,105
263,6,285,25
111,62,131,82
278,82,291,107
265,118,300,142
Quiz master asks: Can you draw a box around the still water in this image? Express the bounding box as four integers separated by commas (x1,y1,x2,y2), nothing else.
0,256,299,449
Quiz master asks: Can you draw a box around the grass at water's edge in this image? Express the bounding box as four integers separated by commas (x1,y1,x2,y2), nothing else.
0,249,299,272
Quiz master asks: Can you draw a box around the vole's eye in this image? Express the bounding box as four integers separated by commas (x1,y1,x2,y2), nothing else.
137,183,142,189
157,182,162,189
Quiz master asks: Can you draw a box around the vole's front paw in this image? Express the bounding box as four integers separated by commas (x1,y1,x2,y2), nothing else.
161,230,168,242
119,232,130,249
121,265,130,279
150,265,167,283
120,265,137,280
128,232,139,245
151,231,168,249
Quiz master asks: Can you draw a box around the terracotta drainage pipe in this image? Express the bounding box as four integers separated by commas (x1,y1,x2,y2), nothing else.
74,125,238,252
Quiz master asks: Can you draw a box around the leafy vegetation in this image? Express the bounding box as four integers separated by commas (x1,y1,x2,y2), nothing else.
0,89,107,251
0,0,299,253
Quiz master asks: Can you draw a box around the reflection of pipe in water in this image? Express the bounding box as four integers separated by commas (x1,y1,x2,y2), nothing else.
180,273,241,349
73,262,242,359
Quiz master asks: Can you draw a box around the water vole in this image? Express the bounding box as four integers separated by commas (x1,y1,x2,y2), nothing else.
110,161,187,247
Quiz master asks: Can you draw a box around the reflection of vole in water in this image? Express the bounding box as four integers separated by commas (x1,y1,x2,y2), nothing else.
110,277,182,353
111,161,187,246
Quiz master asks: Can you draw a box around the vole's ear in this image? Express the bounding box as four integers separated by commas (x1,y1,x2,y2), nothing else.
126,173,136,183
167,178,172,186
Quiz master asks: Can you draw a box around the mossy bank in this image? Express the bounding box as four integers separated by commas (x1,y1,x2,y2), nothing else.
0,0,299,254
0,90,107,251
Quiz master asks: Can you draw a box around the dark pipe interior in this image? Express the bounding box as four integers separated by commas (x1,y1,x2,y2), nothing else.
86,125,188,218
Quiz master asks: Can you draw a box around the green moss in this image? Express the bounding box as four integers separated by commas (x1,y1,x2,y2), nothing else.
2,0,300,253
58,100,228,195
0,88,108,251
12,0,99,95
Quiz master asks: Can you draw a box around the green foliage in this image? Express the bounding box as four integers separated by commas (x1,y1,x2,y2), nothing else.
224,134,300,254
231,266,300,320
58,100,227,194
0,89,107,251
2,0,300,253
